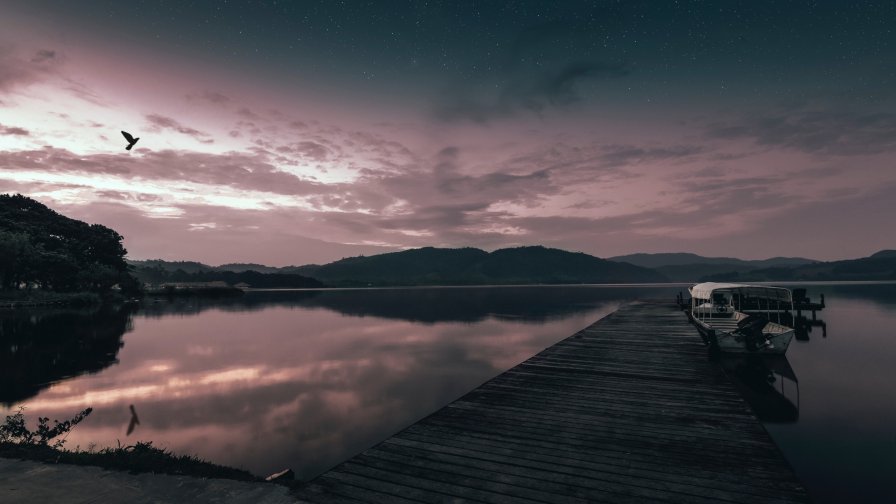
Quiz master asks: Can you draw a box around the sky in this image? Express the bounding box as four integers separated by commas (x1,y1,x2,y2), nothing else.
1,0,894,265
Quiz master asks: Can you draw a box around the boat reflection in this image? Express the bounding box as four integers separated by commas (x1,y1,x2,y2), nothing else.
719,355,799,422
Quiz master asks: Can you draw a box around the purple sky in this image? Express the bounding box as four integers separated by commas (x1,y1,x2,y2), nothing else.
1,2,894,265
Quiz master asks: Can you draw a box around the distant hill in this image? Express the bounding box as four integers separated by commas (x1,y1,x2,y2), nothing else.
130,247,896,287
127,259,320,288
128,260,291,274
214,263,283,274
128,259,214,274
610,252,815,269
299,246,666,286
701,250,896,282
610,252,748,268
609,252,817,282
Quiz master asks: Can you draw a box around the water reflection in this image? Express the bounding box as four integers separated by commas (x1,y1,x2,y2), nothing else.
0,305,134,406
142,285,681,323
4,286,682,479
5,284,895,501
719,356,800,422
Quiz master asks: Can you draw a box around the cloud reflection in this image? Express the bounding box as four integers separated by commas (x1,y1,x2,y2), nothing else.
1,287,656,478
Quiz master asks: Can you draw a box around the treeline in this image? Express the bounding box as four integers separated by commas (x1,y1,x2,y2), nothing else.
132,266,323,289
0,195,139,294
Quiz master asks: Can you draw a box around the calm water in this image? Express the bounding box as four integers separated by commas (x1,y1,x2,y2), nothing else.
2,284,894,502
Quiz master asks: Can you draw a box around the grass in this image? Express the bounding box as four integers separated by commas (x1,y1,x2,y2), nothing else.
0,441,260,481
0,408,260,482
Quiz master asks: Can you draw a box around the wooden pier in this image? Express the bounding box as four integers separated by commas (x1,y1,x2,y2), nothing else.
295,301,809,503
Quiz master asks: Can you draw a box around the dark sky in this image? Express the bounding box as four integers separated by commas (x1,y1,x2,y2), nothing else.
1,1,895,263
42,1,891,99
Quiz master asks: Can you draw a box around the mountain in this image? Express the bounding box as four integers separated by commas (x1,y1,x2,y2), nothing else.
609,252,815,269
703,250,896,282
300,246,666,286
214,263,283,274
610,253,750,268
609,252,817,282
128,259,300,274
127,259,321,288
128,259,214,273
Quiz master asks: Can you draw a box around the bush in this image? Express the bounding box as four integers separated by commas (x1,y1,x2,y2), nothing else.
0,408,259,481
0,407,92,448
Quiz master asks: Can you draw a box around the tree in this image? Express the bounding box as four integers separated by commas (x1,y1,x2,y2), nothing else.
0,231,36,289
0,194,139,294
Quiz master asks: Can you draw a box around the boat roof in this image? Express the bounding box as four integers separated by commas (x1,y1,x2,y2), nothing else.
689,282,791,301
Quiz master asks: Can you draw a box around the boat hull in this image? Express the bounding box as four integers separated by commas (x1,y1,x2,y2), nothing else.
689,314,794,354
714,328,794,354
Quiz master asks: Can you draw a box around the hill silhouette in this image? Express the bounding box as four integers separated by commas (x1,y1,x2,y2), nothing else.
127,246,896,287
131,246,666,286
609,252,816,268
294,246,666,286
609,252,818,282
701,250,896,282
129,263,322,289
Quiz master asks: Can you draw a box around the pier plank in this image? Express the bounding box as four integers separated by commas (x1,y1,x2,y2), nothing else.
296,302,809,503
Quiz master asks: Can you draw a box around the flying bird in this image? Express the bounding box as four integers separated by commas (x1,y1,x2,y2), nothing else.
121,131,140,151
126,404,140,435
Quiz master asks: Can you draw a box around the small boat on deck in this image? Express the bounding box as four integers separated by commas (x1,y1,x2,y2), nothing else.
688,282,795,354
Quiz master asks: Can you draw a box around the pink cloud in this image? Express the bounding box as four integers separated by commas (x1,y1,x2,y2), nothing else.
0,123,30,136
0,46,61,92
145,114,212,141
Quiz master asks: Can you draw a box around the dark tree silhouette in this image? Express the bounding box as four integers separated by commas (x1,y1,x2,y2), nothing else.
0,194,138,294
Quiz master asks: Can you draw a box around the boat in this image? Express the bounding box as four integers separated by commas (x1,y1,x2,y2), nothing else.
687,282,795,354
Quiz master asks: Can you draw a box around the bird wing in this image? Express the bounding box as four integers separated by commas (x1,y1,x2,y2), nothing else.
121,131,135,143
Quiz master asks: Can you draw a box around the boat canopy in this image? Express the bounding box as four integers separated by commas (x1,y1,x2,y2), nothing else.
689,282,792,302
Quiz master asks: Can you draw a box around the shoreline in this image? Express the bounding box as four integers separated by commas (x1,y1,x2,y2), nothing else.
0,291,103,309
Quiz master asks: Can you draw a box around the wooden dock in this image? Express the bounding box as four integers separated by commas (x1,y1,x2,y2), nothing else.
294,302,809,503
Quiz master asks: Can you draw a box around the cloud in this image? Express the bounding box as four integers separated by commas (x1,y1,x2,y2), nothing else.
531,61,629,106
432,14,630,124
706,110,896,155
186,90,232,106
145,114,213,141
237,107,260,119
30,49,56,63
434,60,629,124
277,141,330,161
598,144,703,168
0,146,325,197
0,46,60,92
0,123,30,136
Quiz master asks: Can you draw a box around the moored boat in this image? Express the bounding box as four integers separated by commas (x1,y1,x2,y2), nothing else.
688,282,795,354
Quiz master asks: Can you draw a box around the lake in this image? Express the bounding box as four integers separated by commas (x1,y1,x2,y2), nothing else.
2,283,894,502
